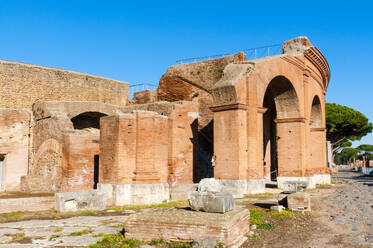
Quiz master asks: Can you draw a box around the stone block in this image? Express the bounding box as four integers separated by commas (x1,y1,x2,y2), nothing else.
192,237,217,248
270,205,285,212
170,184,197,201
188,191,235,213
247,179,266,194
55,190,107,212
282,181,307,193
98,183,169,206
286,192,311,211
218,180,247,198
313,174,331,185
123,207,250,246
198,178,223,193
277,177,315,189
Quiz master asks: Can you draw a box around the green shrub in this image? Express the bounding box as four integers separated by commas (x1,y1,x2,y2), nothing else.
89,233,141,248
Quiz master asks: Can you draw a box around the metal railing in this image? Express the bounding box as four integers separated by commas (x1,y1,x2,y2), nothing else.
176,44,282,64
129,83,157,99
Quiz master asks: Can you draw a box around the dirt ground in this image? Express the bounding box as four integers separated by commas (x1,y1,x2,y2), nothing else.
242,169,373,248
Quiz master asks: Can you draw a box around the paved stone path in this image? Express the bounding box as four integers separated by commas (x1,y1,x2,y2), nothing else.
0,214,129,247
323,169,373,247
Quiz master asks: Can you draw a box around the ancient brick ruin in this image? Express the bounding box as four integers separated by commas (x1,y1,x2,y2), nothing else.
0,36,331,205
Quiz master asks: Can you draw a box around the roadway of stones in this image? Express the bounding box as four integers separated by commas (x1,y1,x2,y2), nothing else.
0,214,131,247
323,169,373,247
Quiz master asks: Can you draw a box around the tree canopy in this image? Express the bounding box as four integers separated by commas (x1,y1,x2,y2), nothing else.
326,103,373,152
334,147,360,164
334,144,373,164
357,144,373,152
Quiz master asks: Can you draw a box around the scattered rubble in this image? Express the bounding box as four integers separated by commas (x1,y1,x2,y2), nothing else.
188,178,235,213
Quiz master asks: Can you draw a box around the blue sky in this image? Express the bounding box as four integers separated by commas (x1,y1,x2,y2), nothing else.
1,0,373,145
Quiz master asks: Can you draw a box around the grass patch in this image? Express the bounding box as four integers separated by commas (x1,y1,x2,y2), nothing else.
89,233,193,248
107,201,188,211
93,233,107,238
4,232,35,243
316,184,332,189
53,227,63,233
89,233,141,248
49,234,61,241
249,234,261,240
151,238,167,246
268,209,295,219
169,241,192,248
109,224,123,229
0,211,27,222
249,209,264,225
68,229,93,236
244,193,274,199
216,241,224,248
249,209,275,230
256,223,275,230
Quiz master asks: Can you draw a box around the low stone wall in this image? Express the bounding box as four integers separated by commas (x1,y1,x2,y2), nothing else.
55,190,107,212
277,174,331,189
0,196,54,213
98,183,169,206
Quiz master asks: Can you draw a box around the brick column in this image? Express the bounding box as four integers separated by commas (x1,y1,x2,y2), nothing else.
275,117,307,177
210,103,248,180
308,128,328,175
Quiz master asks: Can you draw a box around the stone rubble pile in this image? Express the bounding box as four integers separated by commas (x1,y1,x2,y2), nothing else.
188,178,235,213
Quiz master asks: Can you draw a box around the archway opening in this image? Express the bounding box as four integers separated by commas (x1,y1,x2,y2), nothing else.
71,112,107,130
262,76,299,181
70,112,107,190
310,95,324,169
310,96,322,128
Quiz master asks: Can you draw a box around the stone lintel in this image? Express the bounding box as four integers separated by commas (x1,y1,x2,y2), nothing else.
275,117,307,123
210,103,247,112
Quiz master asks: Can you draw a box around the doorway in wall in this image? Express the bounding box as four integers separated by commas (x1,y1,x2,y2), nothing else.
93,155,99,189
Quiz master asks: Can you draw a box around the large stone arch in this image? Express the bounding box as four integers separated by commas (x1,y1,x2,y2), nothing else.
262,76,302,181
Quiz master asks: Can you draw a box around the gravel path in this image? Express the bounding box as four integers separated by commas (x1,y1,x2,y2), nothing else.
323,169,373,247
0,214,129,247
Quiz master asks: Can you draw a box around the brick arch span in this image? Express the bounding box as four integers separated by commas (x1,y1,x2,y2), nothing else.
262,75,300,119
33,138,62,171
70,111,108,130
310,95,322,128
262,75,300,180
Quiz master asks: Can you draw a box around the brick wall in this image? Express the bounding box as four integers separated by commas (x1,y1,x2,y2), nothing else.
0,108,30,191
0,60,129,109
61,133,100,192
100,111,169,185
